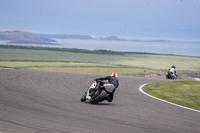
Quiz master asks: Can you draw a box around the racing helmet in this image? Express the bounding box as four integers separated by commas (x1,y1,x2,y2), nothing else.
172,65,176,69
111,72,118,77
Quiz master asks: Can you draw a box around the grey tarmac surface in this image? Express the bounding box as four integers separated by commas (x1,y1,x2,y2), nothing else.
0,69,200,133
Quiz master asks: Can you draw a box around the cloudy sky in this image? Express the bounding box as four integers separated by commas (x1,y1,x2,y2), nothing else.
1,0,200,40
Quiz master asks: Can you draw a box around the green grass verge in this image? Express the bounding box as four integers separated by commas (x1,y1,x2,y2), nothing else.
1,61,199,79
0,61,163,77
0,45,200,79
143,81,200,110
0,45,200,70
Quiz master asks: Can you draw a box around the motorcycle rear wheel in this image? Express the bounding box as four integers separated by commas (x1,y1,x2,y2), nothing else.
90,90,107,104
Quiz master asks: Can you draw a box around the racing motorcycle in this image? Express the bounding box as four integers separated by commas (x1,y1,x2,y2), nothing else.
81,80,116,104
166,72,177,79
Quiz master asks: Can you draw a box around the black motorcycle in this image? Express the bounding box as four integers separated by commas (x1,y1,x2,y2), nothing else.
81,80,115,104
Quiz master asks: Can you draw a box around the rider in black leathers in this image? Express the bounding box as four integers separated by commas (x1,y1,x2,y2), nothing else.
95,72,119,102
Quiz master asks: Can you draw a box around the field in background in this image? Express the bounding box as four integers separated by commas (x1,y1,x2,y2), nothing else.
0,45,200,79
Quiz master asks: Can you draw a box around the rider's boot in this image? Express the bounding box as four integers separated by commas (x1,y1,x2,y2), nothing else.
105,93,114,102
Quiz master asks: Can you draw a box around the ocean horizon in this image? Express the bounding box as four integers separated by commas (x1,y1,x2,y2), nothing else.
0,39,200,57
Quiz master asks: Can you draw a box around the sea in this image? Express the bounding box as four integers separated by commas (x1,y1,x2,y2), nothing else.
0,39,200,57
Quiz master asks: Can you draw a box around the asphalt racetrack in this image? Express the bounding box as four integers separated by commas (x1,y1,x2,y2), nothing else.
0,69,200,133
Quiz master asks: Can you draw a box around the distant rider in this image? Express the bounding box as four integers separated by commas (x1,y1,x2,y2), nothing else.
167,65,178,79
94,72,119,102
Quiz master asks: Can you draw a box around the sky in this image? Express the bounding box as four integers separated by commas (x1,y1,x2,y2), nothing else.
1,0,200,40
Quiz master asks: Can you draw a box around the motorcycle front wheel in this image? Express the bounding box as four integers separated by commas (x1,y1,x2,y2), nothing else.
81,92,87,102
90,90,107,104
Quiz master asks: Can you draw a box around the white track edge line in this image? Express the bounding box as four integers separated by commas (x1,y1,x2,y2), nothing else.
139,83,200,113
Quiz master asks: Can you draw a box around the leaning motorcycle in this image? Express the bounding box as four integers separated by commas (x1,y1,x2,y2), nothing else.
166,72,177,79
81,80,115,104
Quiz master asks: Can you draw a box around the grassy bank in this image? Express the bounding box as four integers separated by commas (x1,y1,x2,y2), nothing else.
0,61,163,77
143,81,200,110
0,45,200,79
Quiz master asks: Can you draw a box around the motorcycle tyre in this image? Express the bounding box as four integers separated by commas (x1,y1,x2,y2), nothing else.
81,92,87,102
90,90,107,104
166,74,170,79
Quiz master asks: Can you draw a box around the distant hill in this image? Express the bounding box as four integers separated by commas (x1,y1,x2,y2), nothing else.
0,30,171,44
37,33,170,42
0,30,57,45
37,34,126,41
38,33,95,40
95,35,126,41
